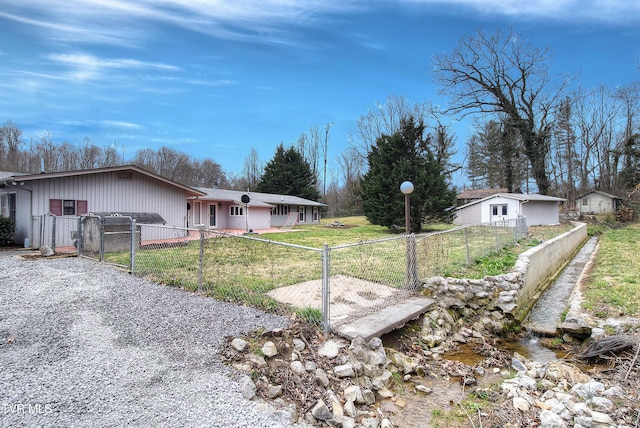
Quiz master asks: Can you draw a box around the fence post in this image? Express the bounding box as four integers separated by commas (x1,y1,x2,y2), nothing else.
322,243,330,335
494,222,499,252
463,227,471,266
77,216,82,257
406,233,419,292
51,215,56,252
198,227,204,293
130,219,136,274
40,215,44,248
99,216,105,262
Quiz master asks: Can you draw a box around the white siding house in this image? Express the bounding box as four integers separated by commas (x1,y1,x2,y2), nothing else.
575,190,622,215
454,193,566,226
0,165,205,246
191,188,327,231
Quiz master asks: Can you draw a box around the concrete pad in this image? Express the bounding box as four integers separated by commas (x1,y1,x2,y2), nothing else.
334,296,435,341
267,274,403,321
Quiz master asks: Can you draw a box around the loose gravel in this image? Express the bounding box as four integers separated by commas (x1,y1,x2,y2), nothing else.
0,251,294,427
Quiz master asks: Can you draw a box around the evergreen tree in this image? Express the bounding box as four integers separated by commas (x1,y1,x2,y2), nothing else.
361,116,455,233
256,144,320,201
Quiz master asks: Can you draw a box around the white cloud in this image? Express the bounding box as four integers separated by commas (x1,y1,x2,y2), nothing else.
101,120,143,129
2,0,638,54
1,0,364,48
45,53,180,81
47,53,180,71
403,0,640,22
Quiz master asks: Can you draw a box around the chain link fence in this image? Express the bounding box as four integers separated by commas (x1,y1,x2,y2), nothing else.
30,214,80,252
56,216,528,333
416,217,527,278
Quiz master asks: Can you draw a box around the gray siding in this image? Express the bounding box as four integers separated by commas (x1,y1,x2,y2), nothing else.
29,170,189,228
521,202,560,225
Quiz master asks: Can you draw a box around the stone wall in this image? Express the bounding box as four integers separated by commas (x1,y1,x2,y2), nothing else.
422,222,588,324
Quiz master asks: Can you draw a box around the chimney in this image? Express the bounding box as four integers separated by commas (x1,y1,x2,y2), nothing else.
40,157,45,174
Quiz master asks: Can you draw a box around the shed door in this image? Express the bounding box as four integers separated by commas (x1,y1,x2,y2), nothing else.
490,204,507,222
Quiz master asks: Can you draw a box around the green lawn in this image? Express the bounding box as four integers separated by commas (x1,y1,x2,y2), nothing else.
104,216,573,313
582,223,640,318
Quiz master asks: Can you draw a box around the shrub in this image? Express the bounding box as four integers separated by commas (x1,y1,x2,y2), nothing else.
0,216,15,245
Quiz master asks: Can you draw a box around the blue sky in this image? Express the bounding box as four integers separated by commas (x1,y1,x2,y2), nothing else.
1,1,639,188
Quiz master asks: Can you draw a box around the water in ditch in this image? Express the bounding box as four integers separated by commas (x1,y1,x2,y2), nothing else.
379,235,598,426
523,236,598,336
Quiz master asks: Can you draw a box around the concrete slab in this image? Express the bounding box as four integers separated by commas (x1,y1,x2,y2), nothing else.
333,296,435,341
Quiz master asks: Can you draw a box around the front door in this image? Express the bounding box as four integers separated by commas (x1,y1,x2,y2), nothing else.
209,204,216,227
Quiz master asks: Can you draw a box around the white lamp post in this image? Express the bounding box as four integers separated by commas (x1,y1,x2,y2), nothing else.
400,181,414,234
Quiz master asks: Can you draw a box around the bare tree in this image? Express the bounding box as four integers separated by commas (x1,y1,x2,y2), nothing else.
0,120,24,171
433,28,568,194
353,94,429,168
79,138,103,170
615,82,640,190
242,147,262,191
572,85,621,192
102,142,123,167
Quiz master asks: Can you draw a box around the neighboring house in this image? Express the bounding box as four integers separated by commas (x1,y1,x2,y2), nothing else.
454,193,566,226
0,165,205,247
575,190,622,215
456,188,508,206
191,187,327,231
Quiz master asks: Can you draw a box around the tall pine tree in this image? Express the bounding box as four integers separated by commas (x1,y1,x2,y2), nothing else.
361,116,455,233
256,144,320,201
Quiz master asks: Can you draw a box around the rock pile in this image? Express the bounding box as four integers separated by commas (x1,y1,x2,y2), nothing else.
227,326,442,427
495,352,636,428
226,311,638,428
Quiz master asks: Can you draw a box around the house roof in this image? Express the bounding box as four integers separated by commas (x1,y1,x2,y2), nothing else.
457,188,508,200
456,193,566,210
195,187,327,208
575,190,622,200
7,165,205,197
0,170,28,182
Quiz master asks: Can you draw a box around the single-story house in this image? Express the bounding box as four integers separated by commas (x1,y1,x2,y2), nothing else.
0,165,328,247
575,190,622,215
190,187,327,231
453,193,566,226
456,188,508,206
0,165,205,247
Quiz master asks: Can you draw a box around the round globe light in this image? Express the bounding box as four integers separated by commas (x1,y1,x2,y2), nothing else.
400,181,414,195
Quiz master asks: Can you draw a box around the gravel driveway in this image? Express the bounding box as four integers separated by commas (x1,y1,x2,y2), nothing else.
0,251,293,427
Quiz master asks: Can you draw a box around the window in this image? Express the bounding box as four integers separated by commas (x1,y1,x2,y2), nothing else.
49,199,88,216
63,200,75,215
298,206,305,222
270,205,289,216
313,207,318,221
230,205,244,216
491,204,508,216
0,194,7,217
582,198,588,206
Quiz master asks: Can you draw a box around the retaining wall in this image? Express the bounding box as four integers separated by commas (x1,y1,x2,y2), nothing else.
516,222,588,319
422,222,589,324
